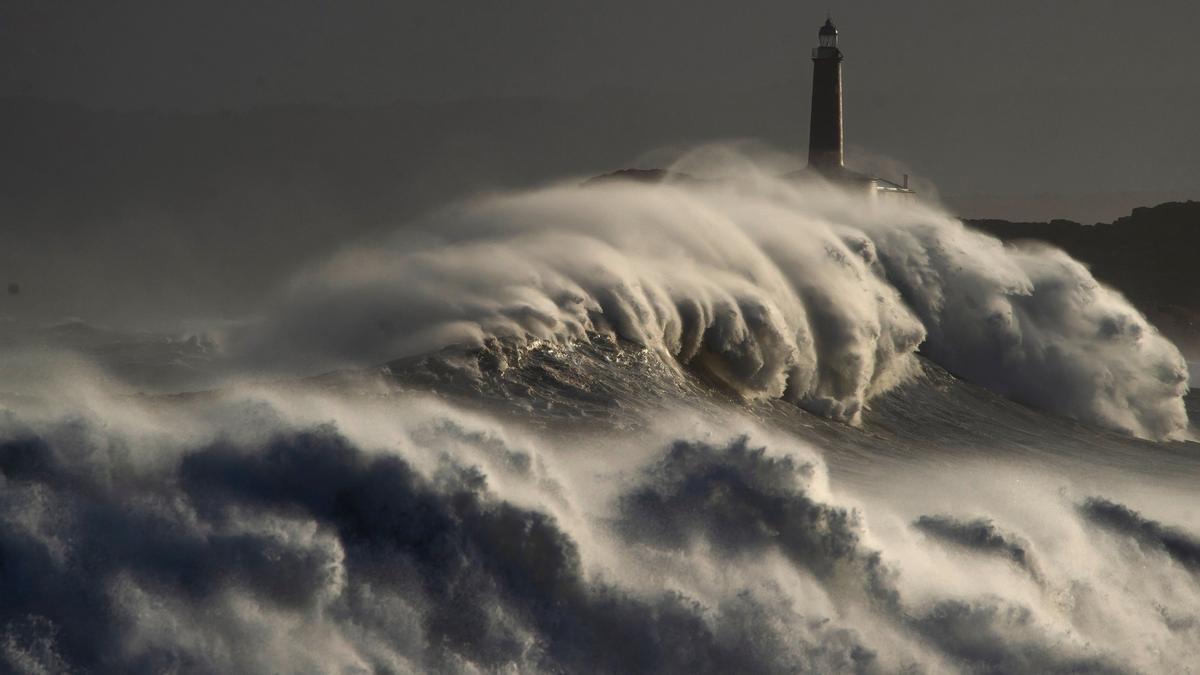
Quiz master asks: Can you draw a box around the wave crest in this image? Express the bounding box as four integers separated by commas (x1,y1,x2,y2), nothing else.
235,148,1187,438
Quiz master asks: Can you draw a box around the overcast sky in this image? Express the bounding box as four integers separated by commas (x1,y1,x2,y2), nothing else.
4,0,1200,227
5,0,1200,109
3,1,1200,325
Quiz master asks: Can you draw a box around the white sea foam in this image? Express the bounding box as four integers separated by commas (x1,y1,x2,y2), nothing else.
0,379,1195,673
234,147,1188,438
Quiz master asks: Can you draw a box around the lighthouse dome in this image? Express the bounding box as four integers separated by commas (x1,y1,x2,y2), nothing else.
819,18,838,36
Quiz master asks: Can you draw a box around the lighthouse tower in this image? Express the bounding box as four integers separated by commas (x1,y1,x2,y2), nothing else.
808,17,844,173
593,15,913,199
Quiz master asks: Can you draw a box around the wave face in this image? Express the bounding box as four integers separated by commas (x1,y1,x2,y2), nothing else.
0,147,1196,673
235,148,1187,439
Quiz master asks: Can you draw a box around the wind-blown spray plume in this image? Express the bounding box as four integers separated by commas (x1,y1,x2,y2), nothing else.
239,148,1187,438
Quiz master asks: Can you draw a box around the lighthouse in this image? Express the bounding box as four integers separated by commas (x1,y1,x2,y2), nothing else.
591,15,914,200
801,17,914,199
808,17,844,173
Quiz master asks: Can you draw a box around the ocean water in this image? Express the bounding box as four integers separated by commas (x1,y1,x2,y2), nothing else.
0,149,1195,673
1,334,1195,673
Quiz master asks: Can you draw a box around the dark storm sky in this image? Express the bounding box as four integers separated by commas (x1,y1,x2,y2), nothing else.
2,1,1200,326
5,0,1199,109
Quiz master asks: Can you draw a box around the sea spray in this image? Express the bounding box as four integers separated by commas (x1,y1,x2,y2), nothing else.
234,147,1187,438
0,379,1195,673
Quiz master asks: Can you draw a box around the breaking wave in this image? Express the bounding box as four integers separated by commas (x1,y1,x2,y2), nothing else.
236,147,1187,438
1,146,1196,673
0,380,1196,673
